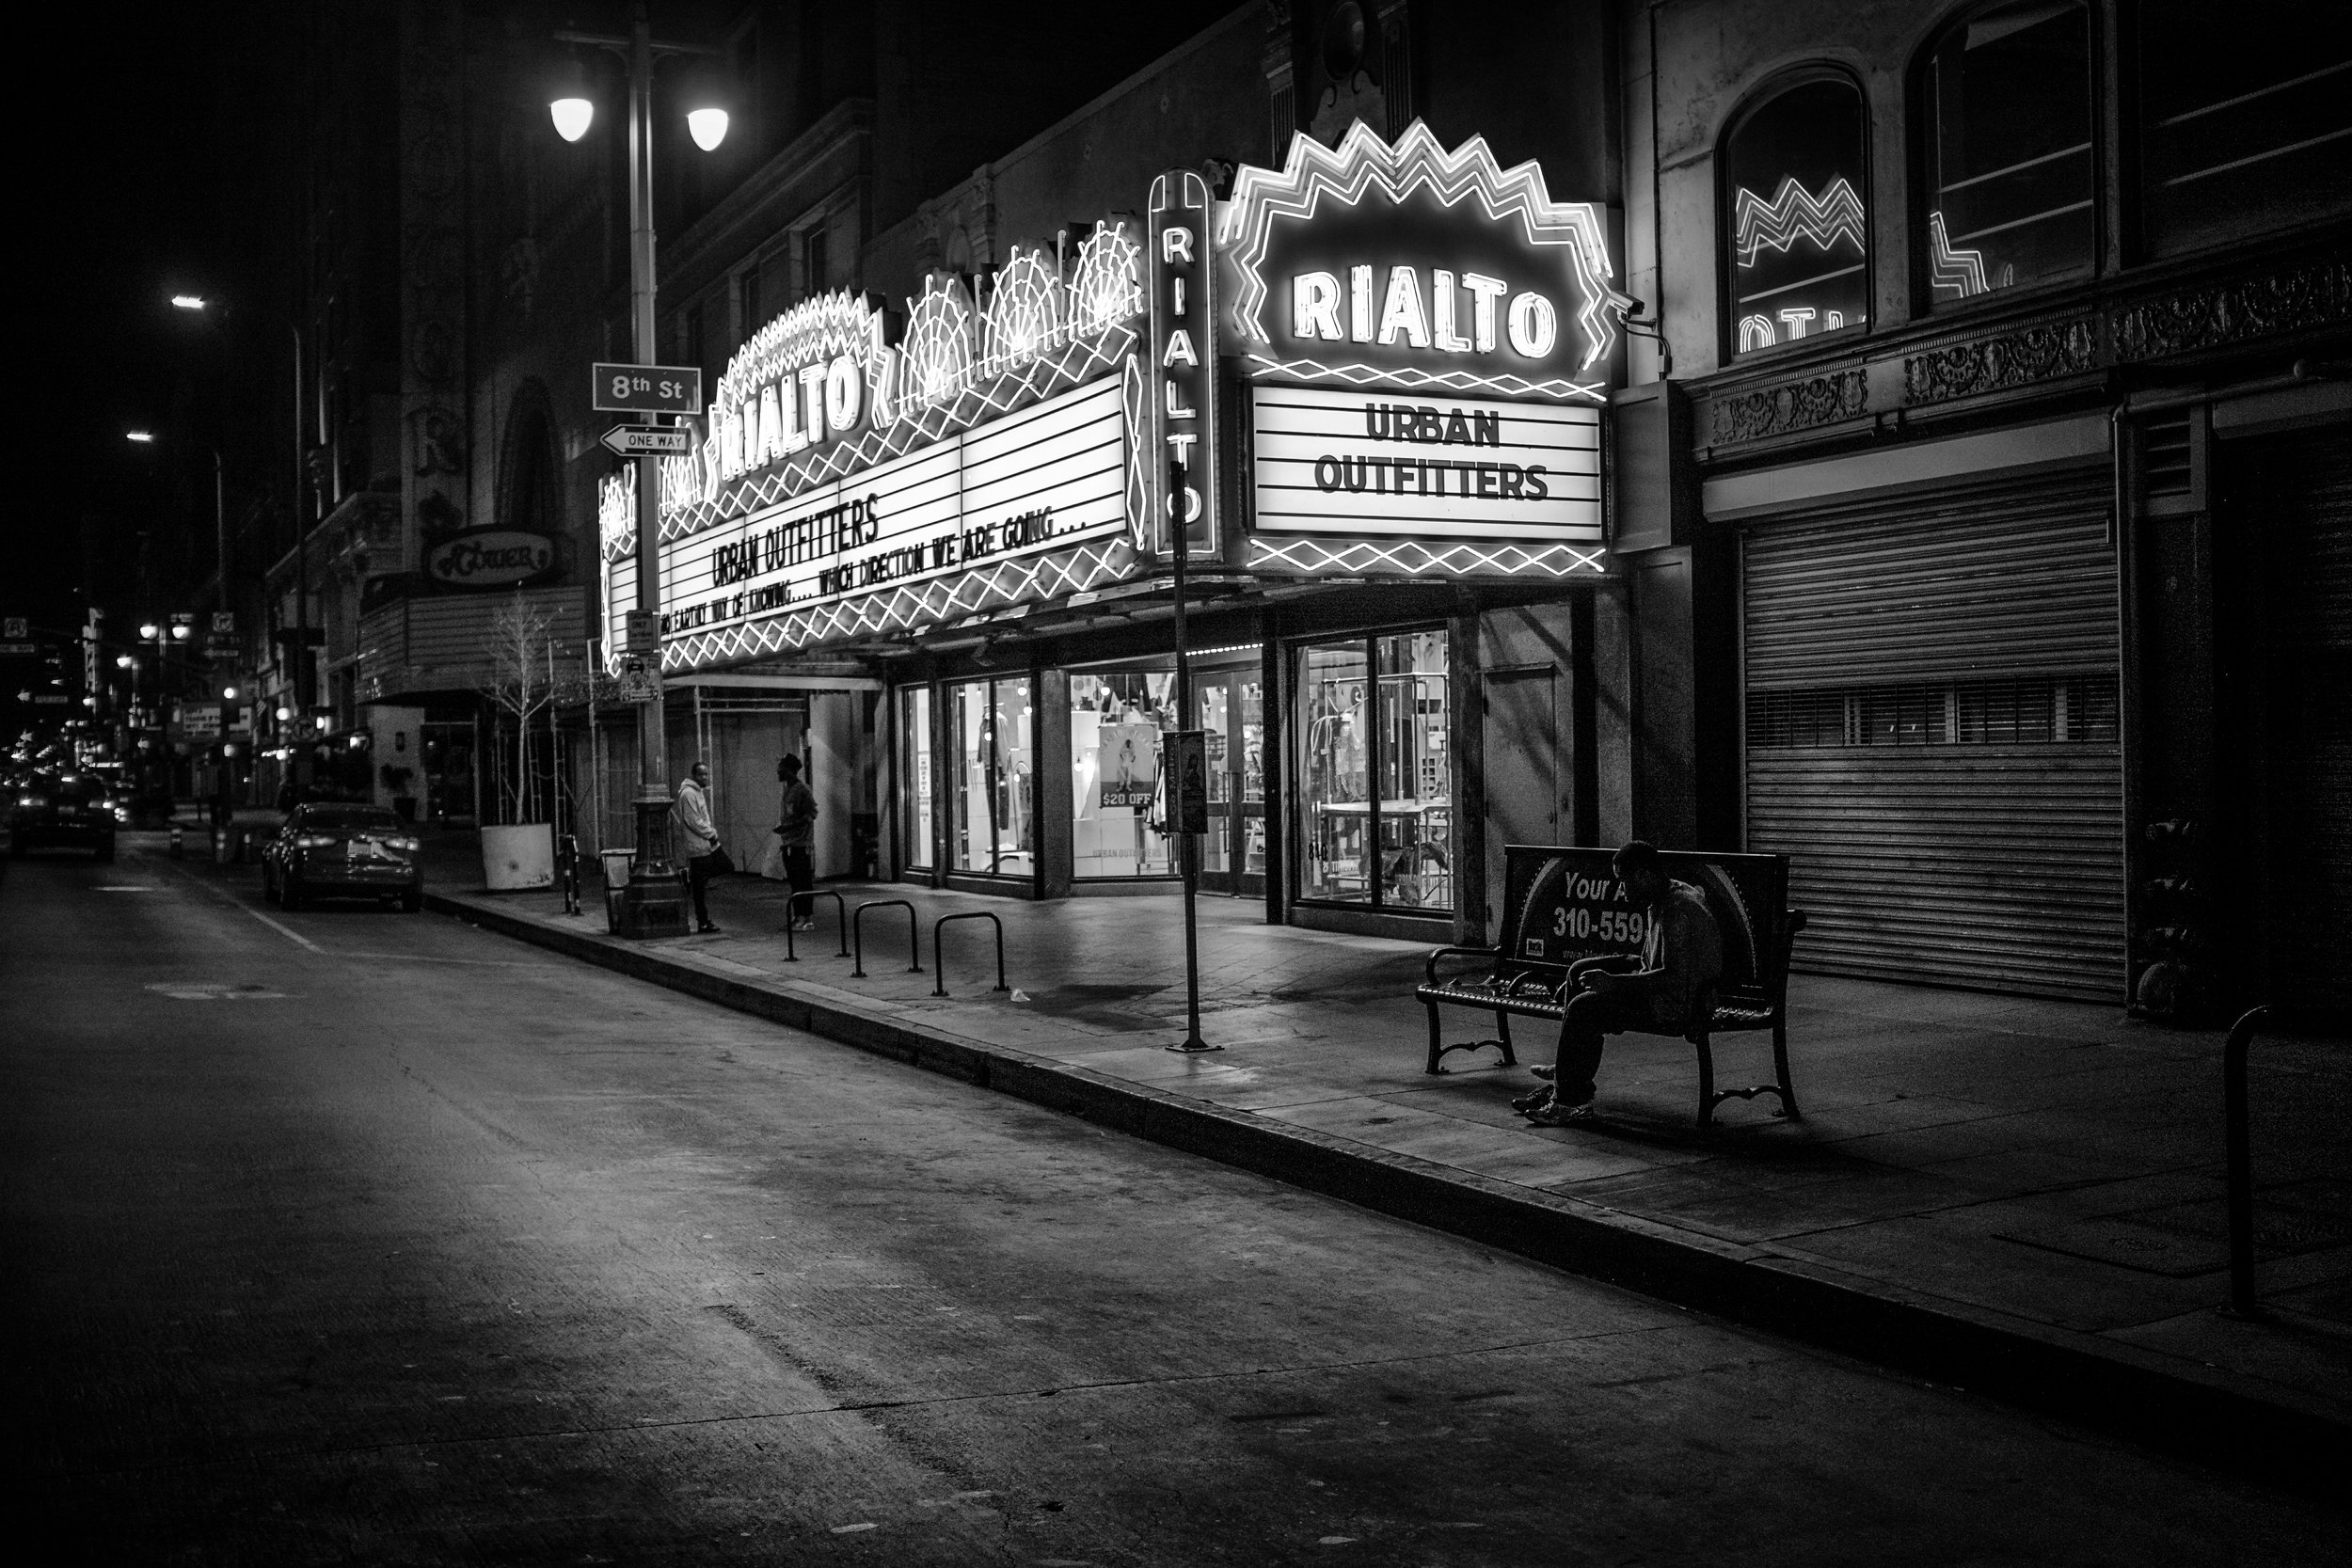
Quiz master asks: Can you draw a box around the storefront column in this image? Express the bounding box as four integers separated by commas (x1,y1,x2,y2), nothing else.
1035,664,1073,900
1447,610,1485,945
1258,620,1285,927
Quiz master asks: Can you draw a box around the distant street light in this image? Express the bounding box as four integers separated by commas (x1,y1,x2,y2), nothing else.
170,294,206,311
140,622,160,640
125,430,156,443
222,686,238,701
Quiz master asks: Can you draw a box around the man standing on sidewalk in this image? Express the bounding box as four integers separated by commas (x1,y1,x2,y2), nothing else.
1519,840,1723,1127
775,754,818,929
675,761,723,934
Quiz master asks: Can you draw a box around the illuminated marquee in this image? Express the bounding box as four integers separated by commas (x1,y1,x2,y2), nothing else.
656,221,1147,539
1219,120,1630,403
604,221,1154,673
1252,388,1599,543
614,378,1132,660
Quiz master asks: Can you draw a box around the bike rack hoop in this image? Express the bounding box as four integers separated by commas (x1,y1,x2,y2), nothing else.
851,898,924,978
931,911,1009,997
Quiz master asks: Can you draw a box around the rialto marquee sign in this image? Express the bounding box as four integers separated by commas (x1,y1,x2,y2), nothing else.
1219,121,1629,578
602,130,1632,672
602,221,1152,672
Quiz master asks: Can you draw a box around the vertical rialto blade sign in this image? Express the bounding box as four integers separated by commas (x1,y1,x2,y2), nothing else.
1147,169,1219,561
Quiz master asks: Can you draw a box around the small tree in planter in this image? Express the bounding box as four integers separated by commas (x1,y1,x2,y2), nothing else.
476,590,558,890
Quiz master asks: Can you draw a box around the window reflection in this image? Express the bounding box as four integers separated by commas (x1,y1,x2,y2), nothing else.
1924,2,2093,304
1724,77,1869,357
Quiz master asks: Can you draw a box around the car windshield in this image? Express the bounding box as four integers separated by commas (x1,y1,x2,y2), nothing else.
301,808,403,832
30,775,102,802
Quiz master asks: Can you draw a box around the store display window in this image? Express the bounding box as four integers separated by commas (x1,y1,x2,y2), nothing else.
1922,2,2093,306
1723,75,1870,358
1070,666,1178,878
1295,629,1452,911
899,686,933,870
950,675,1033,877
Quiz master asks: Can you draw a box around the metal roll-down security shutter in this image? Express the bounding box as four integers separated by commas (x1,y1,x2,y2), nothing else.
2251,427,2352,1010
1741,467,2125,1001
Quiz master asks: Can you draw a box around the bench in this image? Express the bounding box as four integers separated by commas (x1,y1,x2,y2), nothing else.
1415,846,1806,1128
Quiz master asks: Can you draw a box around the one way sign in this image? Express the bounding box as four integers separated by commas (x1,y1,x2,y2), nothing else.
600,424,691,458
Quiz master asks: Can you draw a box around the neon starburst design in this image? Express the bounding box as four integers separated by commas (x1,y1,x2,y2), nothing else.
1219,119,1630,380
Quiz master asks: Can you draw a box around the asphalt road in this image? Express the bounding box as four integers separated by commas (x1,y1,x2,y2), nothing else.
3,838,2341,1566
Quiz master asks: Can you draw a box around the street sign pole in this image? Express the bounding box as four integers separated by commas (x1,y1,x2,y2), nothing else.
608,2,689,939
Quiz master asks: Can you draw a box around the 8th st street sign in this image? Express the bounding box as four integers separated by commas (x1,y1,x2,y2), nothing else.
594,363,703,416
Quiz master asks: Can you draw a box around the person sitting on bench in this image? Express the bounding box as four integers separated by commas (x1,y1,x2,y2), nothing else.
1518,840,1724,1127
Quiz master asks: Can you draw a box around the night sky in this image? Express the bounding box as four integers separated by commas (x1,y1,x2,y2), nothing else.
19,6,289,676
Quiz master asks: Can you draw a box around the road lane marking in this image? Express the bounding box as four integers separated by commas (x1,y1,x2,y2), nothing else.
95,885,163,892
244,907,326,953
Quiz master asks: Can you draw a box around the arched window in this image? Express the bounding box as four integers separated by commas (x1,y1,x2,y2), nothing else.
1723,74,1870,360
1920,1,2094,306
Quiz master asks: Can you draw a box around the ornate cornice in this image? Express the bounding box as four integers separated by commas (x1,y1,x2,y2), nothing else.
1696,246,2352,453
1905,318,2098,406
1708,368,1866,446
2114,256,2351,363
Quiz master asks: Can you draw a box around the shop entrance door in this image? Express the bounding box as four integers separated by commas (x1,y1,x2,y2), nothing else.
1195,669,1265,896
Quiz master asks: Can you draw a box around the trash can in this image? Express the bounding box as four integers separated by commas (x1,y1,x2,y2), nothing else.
599,848,634,887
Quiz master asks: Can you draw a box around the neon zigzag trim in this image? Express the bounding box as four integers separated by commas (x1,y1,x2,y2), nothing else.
1243,353,1607,404
653,536,1143,671
1927,211,1989,298
1733,177,1867,267
1246,536,1607,579
1220,119,1630,375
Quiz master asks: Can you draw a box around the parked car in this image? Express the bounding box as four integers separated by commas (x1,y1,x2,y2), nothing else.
262,803,422,911
8,772,117,862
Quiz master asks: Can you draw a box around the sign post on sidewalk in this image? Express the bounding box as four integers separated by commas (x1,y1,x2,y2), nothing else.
1151,166,1220,1054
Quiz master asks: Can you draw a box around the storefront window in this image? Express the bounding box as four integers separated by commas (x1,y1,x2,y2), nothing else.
951,676,1033,876
1923,2,2093,306
1070,667,1177,878
899,686,933,870
1723,76,1869,358
1296,631,1452,911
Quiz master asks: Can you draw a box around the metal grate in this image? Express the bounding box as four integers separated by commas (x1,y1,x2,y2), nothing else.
2144,411,2194,500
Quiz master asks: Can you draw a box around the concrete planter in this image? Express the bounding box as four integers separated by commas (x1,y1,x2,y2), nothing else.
480,823,554,891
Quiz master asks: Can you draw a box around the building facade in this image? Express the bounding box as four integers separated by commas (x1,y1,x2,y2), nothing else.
1613,0,2349,1014
280,0,2344,1013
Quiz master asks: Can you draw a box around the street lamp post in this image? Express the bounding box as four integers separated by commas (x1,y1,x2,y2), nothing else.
170,294,312,777
549,4,727,932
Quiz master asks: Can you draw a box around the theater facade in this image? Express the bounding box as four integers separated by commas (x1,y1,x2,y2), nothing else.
605,123,1635,944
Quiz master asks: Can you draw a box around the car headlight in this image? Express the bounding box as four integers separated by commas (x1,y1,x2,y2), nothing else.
17,795,43,810
389,837,421,852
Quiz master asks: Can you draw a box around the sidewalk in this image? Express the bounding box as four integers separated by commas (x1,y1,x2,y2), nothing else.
421,854,2352,1481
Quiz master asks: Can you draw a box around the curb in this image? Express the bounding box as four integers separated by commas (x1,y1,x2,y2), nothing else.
425,888,2348,1496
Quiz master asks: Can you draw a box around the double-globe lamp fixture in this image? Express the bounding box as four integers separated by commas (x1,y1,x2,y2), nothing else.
548,50,728,151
